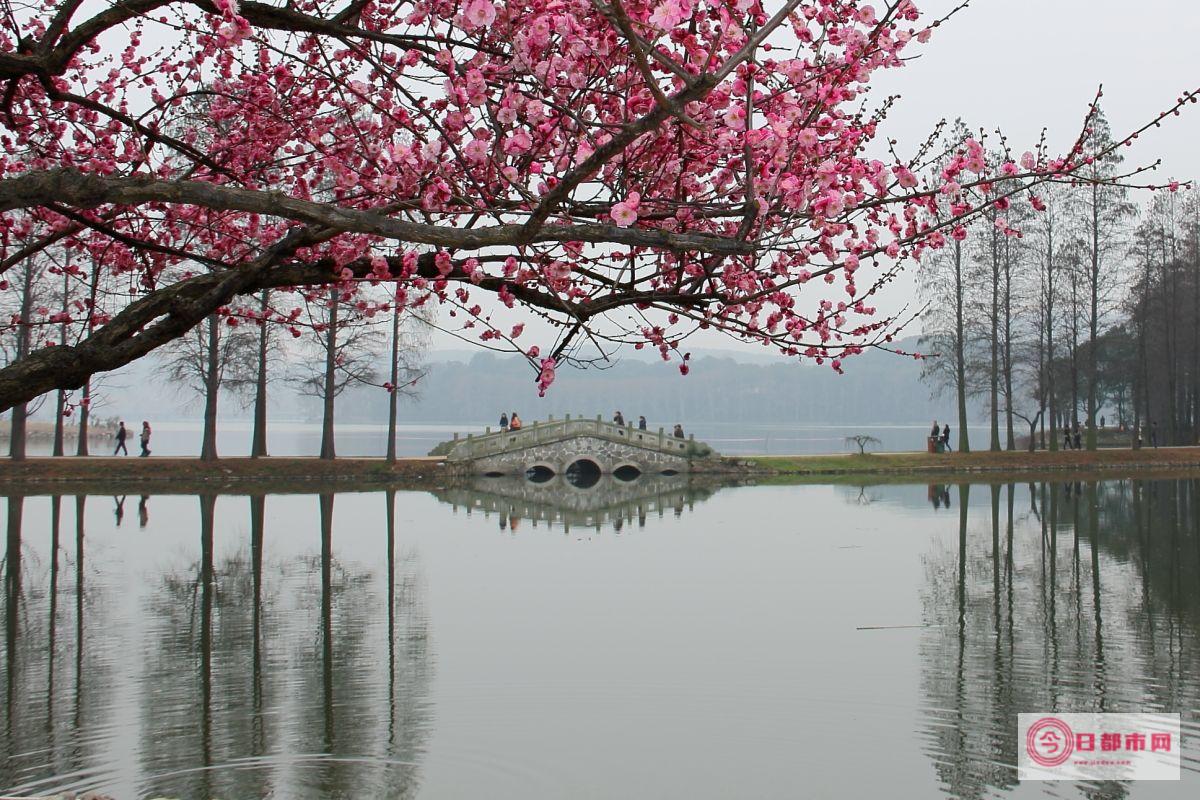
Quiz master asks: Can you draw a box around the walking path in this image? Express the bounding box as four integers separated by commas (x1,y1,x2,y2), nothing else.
4,447,1200,493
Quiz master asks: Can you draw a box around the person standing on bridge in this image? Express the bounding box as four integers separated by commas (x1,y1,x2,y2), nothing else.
499,412,509,430
510,412,523,431
638,416,647,430
673,423,685,439
613,411,625,426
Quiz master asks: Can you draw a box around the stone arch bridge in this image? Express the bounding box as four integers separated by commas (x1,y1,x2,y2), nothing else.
434,416,715,477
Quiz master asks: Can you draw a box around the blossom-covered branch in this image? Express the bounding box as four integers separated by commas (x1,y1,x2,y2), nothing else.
0,0,1194,410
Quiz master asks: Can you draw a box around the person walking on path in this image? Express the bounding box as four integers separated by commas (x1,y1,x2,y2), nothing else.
499,412,509,430
638,416,647,430
1064,428,1073,450
139,421,152,457
941,423,952,453
113,421,128,455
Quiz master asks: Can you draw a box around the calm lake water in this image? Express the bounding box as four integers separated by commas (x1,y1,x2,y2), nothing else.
3,477,1199,798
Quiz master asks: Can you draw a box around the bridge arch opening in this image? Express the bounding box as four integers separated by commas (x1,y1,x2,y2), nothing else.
525,464,556,483
613,464,642,482
564,458,602,489
659,468,680,476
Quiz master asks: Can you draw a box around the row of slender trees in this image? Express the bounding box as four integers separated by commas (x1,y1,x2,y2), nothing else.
920,112,1197,451
3,491,431,798
160,285,427,461
1,254,427,461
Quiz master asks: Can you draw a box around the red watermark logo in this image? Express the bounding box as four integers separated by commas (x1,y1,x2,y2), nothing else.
1018,713,1180,781
1026,717,1075,767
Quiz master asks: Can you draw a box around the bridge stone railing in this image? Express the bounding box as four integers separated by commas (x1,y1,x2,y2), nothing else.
436,415,711,464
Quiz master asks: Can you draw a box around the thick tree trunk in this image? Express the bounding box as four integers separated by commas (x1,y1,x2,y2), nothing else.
1192,216,1200,443
990,229,1001,452
953,241,970,453
1069,273,1080,435
1137,256,1152,445
200,314,220,461
53,269,70,457
386,301,400,463
1086,190,1100,450
76,263,100,457
52,389,66,457
75,379,90,456
1002,240,1015,450
251,289,270,457
9,265,35,461
8,403,28,461
1046,209,1058,452
1036,323,1046,451
1161,249,1178,445
319,287,338,461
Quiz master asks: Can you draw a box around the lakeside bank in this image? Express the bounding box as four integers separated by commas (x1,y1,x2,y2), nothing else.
733,447,1200,485
4,447,1200,494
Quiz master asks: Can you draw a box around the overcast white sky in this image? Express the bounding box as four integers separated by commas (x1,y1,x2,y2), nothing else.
427,0,1200,355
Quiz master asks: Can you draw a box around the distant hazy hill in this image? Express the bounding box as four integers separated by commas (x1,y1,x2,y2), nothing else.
29,338,968,427
338,338,963,425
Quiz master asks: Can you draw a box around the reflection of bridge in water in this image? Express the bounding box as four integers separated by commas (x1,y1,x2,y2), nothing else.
433,474,720,532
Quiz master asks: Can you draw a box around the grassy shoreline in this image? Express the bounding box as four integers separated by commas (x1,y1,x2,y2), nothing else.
3,448,1200,495
0,456,448,495
731,448,1200,484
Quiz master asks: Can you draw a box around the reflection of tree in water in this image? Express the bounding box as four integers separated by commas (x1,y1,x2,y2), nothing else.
140,494,271,800
1,496,116,798
919,480,1200,800
140,492,432,800
834,484,885,506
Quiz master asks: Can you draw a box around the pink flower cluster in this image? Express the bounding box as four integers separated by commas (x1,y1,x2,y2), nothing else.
0,0,1191,394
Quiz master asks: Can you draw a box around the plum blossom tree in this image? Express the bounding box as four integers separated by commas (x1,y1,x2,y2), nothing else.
0,0,1194,417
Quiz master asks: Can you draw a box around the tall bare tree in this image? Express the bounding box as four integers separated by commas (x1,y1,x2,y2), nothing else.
162,314,257,460
1072,110,1134,449
292,285,382,460
918,121,976,453
384,300,428,464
